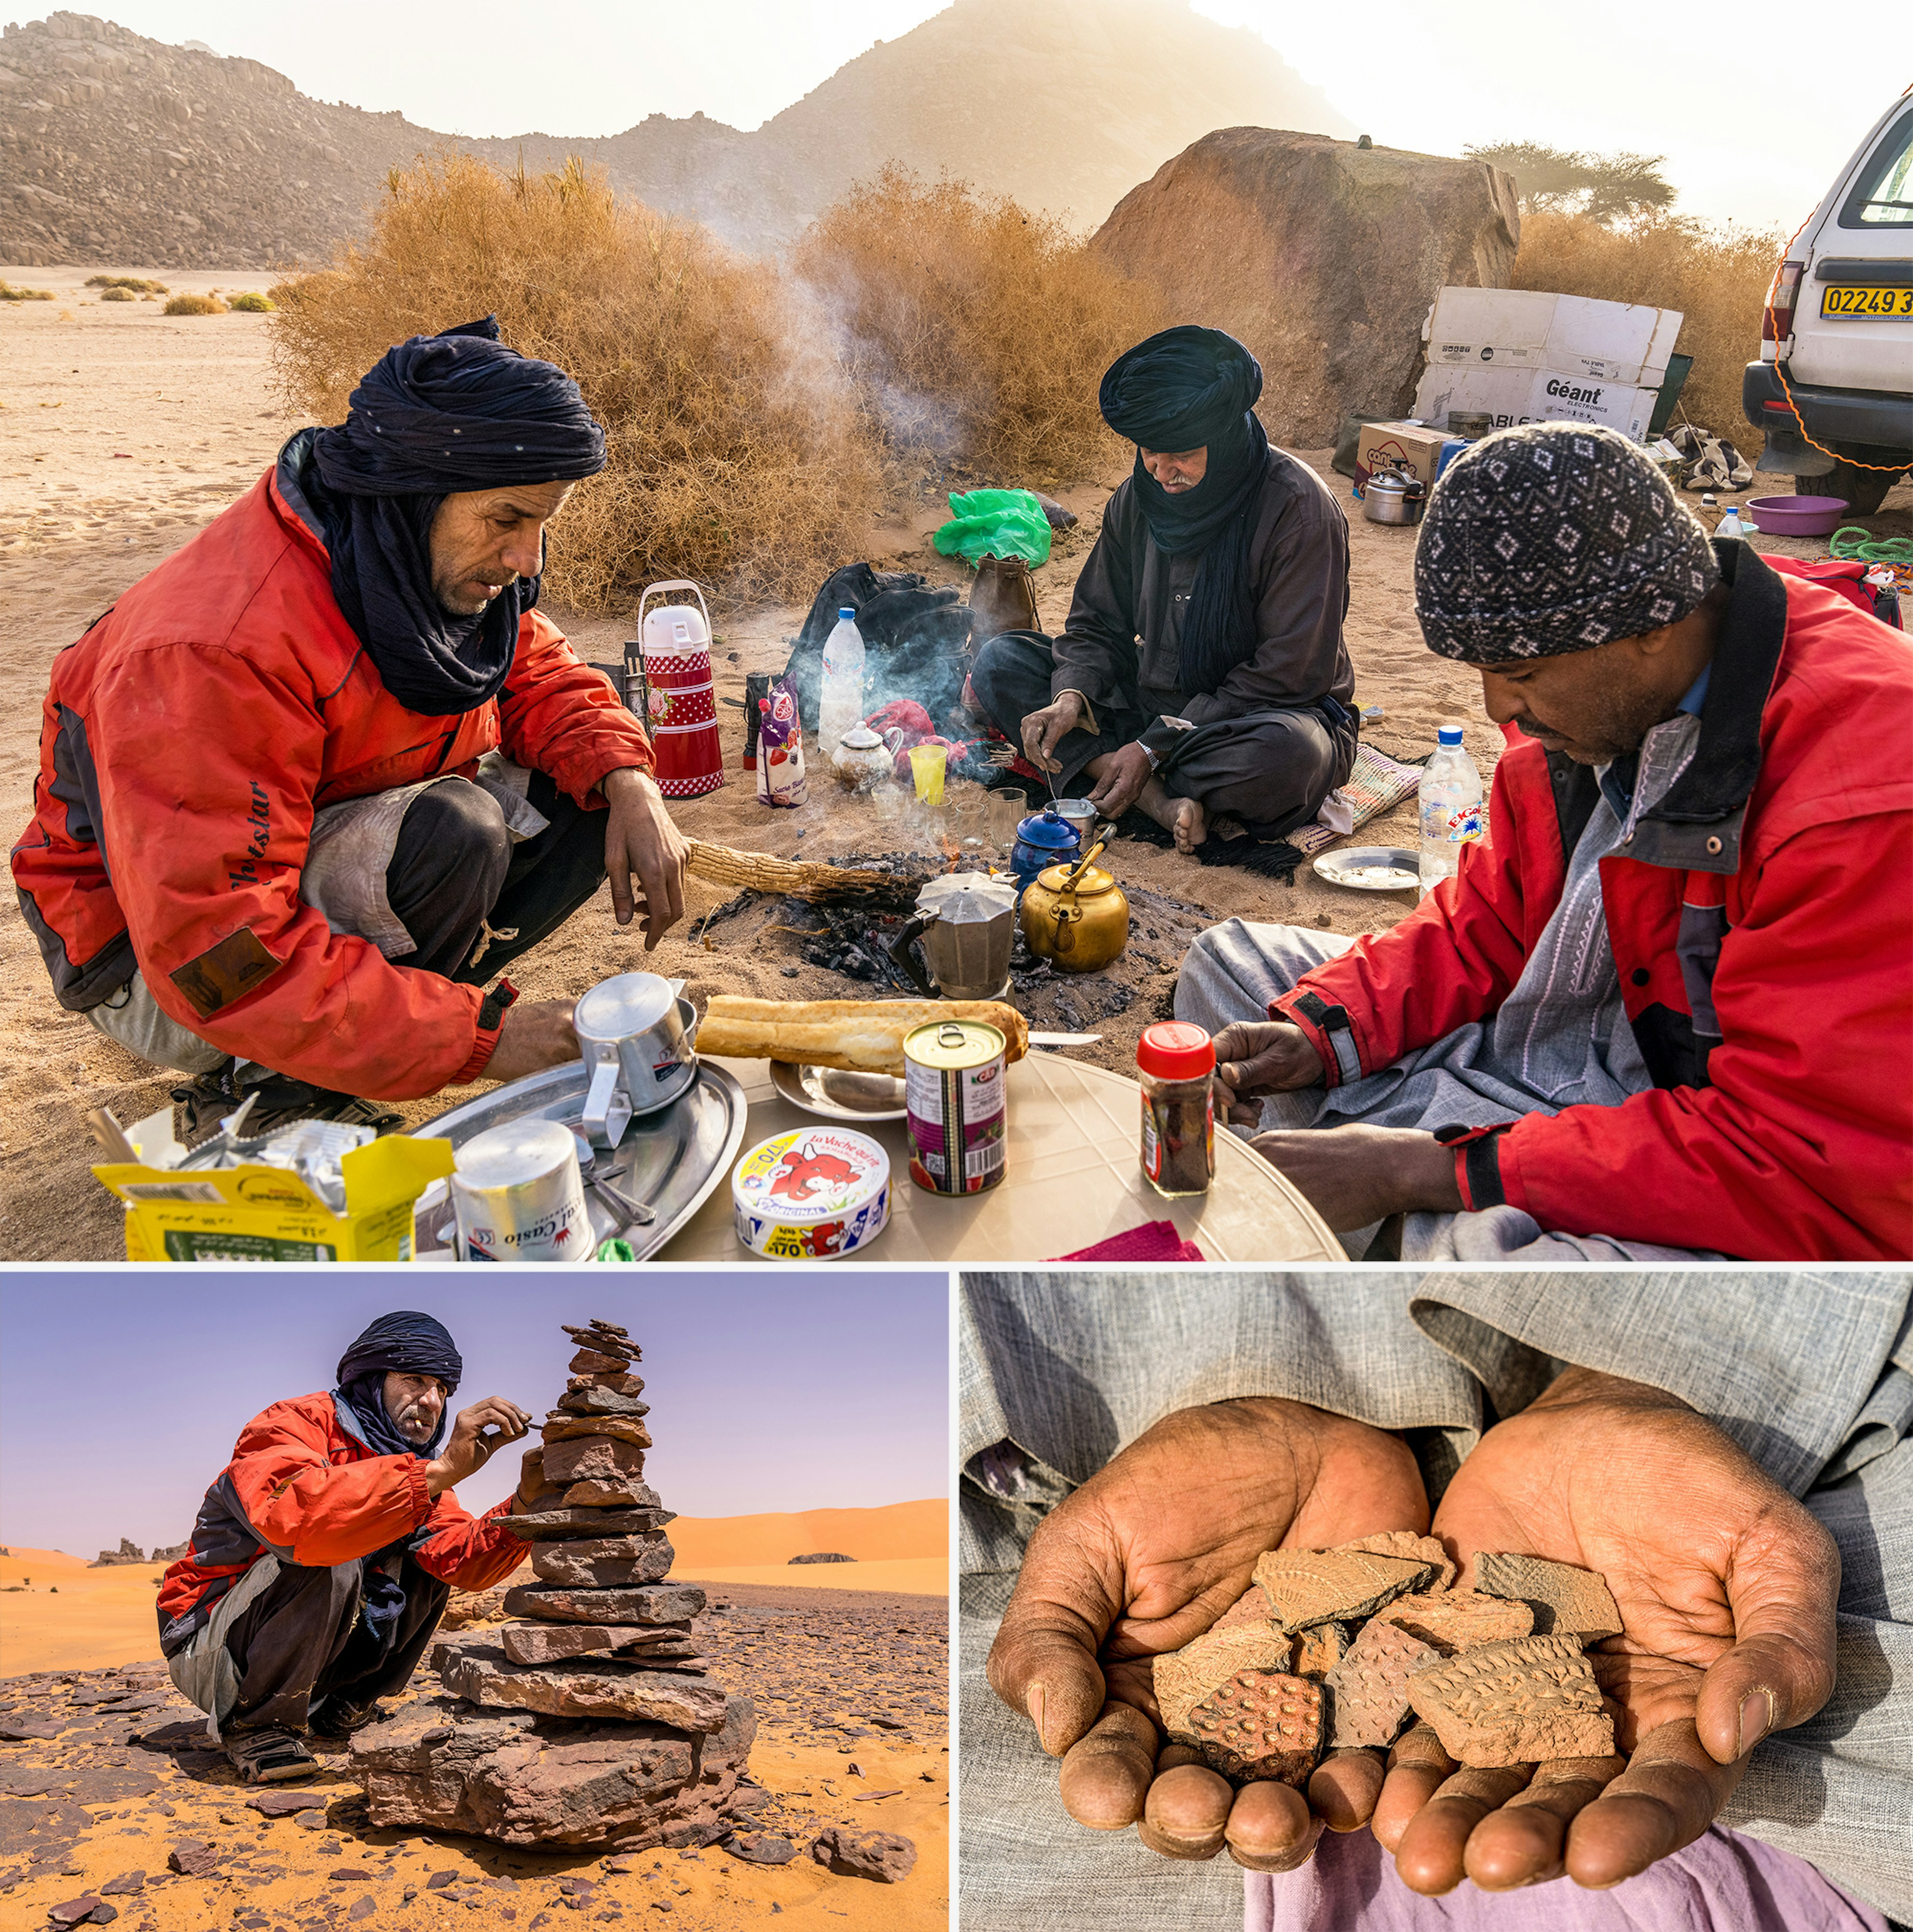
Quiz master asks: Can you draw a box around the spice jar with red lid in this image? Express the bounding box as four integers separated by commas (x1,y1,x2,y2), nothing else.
1137,1020,1215,1198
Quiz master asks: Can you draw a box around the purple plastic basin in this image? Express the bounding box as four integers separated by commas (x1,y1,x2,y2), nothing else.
1748,494,1850,536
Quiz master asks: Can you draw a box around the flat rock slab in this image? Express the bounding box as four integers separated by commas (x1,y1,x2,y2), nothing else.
500,1504,672,1542
1252,1548,1433,1631
1183,1669,1323,1786
560,1478,659,1508
1477,1553,1623,1640
1379,1590,1534,1654
1342,1530,1457,1591
500,1621,693,1666
1155,1625,1295,1736
1325,1619,1438,1748
434,1641,730,1733
167,1839,220,1876
0,1718,64,1740
557,1386,651,1418
245,1790,332,1816
47,1895,106,1927
538,1437,651,1485
568,1369,646,1395
530,1537,675,1589
569,1347,634,1376
811,1825,917,1883
726,1832,798,1865
1407,1635,1614,1767
541,1414,653,1451
503,1582,705,1626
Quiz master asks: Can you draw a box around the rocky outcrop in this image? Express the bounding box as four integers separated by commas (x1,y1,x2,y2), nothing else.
0,2,1354,266
90,1539,144,1567
789,1552,855,1565
1090,128,1520,448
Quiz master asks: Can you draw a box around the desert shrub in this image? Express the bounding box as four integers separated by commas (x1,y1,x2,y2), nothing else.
1467,144,1675,227
86,275,167,292
270,150,882,609
98,285,135,301
227,291,274,312
0,281,55,301
792,164,1166,483
163,293,226,316
1511,211,1780,446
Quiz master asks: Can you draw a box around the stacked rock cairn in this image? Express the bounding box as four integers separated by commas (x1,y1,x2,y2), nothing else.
1154,1532,1622,1783
352,1319,757,1851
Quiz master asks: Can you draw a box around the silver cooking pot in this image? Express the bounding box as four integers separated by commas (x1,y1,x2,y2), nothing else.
1363,471,1426,527
573,970,699,1147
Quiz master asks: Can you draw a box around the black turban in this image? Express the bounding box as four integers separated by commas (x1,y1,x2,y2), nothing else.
1096,326,1272,696
332,1310,462,1462
300,316,607,716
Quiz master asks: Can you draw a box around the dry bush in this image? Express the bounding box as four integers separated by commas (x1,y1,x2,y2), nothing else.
97,285,134,301
793,164,1166,483
0,281,55,301
1512,211,1780,446
269,150,882,609
87,275,167,292
227,291,274,313
163,293,226,316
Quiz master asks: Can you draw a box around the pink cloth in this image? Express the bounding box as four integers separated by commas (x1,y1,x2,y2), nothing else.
1050,1221,1205,1263
1245,1823,1888,1932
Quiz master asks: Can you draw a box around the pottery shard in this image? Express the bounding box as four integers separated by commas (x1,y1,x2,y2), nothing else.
567,1370,647,1397
1377,1590,1533,1655
542,1413,653,1451
503,1582,707,1626
1210,1580,1280,1634
530,1538,677,1589
1292,1621,1352,1680
1154,1624,1296,1735
810,1826,917,1884
538,1437,651,1485
351,1693,754,1852
502,1504,672,1541
1477,1554,1623,1641
1183,1670,1323,1786
1342,1531,1457,1591
432,1638,730,1733
1407,1635,1615,1768
1251,1548,1433,1631
1324,1619,1438,1748
561,1479,659,1509
501,1622,693,1666
558,1385,651,1420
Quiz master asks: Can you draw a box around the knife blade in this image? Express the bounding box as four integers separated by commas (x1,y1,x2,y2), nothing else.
1027,1031,1102,1048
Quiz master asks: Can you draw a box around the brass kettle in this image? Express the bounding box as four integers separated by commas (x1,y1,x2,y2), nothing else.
1020,838,1130,974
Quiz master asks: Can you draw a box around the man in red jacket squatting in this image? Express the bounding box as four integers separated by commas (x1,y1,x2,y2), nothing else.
1174,423,1913,1262
156,1311,532,1785
11,316,686,1128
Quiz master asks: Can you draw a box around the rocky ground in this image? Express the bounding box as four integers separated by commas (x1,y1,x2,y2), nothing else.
0,1583,948,1930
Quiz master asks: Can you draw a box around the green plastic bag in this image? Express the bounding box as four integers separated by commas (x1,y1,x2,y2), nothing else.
932,488,1053,569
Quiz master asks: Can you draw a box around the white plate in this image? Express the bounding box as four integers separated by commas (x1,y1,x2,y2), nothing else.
769,1059,908,1122
1313,845,1421,893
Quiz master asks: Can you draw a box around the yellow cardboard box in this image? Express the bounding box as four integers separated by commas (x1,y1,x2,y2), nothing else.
93,1134,456,1262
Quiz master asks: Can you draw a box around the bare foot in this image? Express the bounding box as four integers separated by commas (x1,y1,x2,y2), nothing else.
1133,778,1209,852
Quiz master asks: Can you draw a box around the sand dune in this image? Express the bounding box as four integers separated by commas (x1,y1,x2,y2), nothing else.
668,1499,946,1567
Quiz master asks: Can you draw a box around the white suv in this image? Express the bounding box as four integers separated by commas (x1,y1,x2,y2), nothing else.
1746,87,1913,514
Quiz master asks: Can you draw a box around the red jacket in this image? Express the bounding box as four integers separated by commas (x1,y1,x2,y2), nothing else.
157,1391,525,1656
11,439,653,1098
1275,542,1913,1260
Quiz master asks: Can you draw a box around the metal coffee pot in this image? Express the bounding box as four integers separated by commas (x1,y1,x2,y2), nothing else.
887,872,1019,1002
1020,839,1130,974
573,970,700,1147
1010,803,1082,891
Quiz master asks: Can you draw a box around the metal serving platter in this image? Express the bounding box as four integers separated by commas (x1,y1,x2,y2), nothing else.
1313,845,1421,893
415,1059,748,1261
769,1059,908,1122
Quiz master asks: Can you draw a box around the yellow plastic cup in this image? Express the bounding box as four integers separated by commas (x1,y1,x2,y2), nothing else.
908,742,947,806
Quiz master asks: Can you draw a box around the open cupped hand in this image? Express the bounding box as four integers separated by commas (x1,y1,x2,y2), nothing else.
986,1397,1429,1872
1371,1368,1838,1895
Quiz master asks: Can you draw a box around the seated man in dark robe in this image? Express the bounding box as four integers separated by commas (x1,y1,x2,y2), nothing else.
156,1312,534,1784
969,326,1357,853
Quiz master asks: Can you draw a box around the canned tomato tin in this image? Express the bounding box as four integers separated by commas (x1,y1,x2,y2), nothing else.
904,1019,1007,1195
452,1119,592,1262
732,1126,890,1259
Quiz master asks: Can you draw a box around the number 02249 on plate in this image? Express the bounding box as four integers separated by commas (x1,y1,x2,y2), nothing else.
1820,285,1913,318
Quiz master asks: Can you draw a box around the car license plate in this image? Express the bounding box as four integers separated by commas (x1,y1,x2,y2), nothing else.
1820,284,1913,318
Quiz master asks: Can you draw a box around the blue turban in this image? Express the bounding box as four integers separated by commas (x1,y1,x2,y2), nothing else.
1097,326,1273,696
301,316,607,716
332,1310,463,1462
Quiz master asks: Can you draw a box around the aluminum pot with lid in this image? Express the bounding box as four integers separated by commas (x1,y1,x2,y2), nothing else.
1362,470,1426,527
573,970,699,1146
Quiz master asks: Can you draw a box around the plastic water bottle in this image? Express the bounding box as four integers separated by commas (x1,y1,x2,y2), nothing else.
1418,724,1484,892
1715,506,1744,539
818,607,866,758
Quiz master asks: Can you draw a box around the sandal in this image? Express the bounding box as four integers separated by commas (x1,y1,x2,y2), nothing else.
225,1726,318,1785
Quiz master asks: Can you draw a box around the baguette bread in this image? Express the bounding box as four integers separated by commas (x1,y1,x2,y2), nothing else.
698,996,1028,1075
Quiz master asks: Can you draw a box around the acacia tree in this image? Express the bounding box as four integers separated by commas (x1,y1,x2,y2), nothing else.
1467,142,1677,227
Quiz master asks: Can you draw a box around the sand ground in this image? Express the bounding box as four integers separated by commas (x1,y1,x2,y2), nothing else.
5,267,1910,1259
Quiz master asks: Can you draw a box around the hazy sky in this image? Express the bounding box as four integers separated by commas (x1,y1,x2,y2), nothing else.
0,1271,949,1559
61,0,1881,234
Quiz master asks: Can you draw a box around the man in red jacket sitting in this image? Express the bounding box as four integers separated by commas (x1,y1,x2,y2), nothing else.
1174,423,1912,1262
157,1311,533,1784
12,316,688,1130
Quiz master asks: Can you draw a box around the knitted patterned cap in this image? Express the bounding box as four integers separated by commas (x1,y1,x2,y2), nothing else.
1415,422,1719,662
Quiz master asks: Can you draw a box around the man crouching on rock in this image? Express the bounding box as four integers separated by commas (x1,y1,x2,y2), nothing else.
156,1312,536,1785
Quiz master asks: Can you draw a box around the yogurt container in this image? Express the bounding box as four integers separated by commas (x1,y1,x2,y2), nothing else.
731,1125,890,1260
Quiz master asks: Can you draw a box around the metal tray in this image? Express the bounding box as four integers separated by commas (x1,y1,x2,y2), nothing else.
1313,845,1421,893
415,1060,748,1261
769,1059,908,1122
